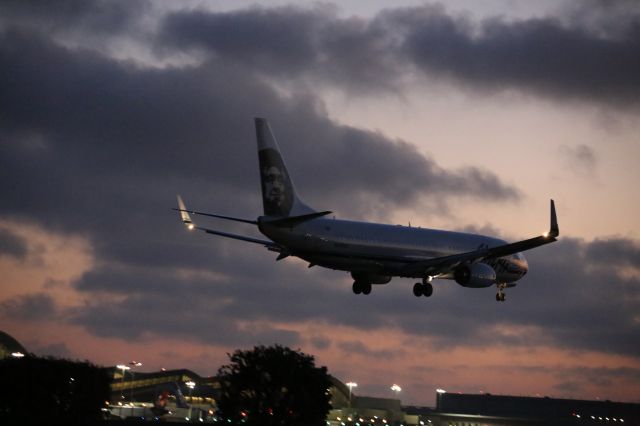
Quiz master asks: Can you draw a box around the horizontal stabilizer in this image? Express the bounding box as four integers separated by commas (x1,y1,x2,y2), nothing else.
263,211,332,228
201,227,277,247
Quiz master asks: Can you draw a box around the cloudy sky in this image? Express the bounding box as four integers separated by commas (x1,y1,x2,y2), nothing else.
1,0,639,406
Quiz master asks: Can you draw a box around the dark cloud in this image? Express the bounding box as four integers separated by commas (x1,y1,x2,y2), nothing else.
0,293,57,321
159,5,399,92
70,293,301,348
0,228,28,259
159,3,640,107
585,238,640,268
389,4,640,107
0,0,148,35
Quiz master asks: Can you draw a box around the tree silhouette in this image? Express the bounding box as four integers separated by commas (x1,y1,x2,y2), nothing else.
0,355,110,425
216,345,332,426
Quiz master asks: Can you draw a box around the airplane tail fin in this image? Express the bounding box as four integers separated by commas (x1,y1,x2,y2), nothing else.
255,118,315,217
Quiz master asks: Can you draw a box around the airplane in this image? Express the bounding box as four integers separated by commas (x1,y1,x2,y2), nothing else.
176,118,559,301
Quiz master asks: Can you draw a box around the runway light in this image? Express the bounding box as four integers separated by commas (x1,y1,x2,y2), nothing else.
436,388,446,394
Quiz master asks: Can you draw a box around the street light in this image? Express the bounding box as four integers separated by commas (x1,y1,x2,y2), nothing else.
116,365,130,401
346,382,358,408
391,384,401,401
186,381,196,400
186,381,196,419
128,361,142,417
436,388,446,411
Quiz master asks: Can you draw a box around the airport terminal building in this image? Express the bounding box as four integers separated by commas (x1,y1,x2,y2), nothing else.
106,365,640,425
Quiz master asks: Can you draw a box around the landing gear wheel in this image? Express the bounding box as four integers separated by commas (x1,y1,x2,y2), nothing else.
500,292,506,302
422,282,433,297
496,292,506,302
362,283,372,295
413,282,423,297
352,281,362,295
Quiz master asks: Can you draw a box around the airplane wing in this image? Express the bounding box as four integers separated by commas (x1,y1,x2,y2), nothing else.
176,195,280,250
402,200,559,277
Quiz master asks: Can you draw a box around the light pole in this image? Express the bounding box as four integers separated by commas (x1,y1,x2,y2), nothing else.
436,388,446,411
346,382,358,409
186,381,196,420
391,384,402,398
116,365,130,402
128,361,142,417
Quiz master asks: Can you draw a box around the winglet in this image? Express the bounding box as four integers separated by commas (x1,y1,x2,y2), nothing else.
176,195,194,230
548,199,559,238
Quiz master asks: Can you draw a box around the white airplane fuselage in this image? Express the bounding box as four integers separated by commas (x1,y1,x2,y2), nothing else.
259,217,528,283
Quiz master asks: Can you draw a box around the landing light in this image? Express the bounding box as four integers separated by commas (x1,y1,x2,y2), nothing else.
11,352,24,358
188,223,195,230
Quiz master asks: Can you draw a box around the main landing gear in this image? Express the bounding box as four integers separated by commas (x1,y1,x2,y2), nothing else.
496,283,507,302
413,277,433,298
352,280,372,295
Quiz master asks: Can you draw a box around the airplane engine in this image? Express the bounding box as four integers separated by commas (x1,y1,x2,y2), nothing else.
454,263,496,288
351,272,392,284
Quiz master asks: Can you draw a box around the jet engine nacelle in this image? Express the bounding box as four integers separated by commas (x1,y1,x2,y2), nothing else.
351,271,392,284
454,263,496,288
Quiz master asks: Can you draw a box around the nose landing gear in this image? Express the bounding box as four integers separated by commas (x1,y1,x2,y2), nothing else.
496,283,507,302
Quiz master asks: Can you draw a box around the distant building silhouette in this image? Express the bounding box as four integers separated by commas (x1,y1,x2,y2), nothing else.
406,392,640,425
